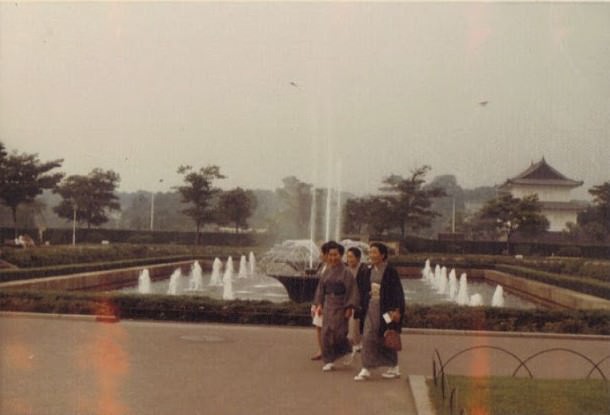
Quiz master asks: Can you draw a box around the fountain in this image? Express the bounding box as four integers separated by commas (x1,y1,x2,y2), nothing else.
491,285,505,307
167,268,182,295
209,257,223,286
248,251,256,276
238,255,248,279
260,239,323,303
437,266,448,295
137,269,151,294
456,273,469,306
448,269,458,301
222,257,235,300
187,261,204,291
470,293,484,306
421,259,432,280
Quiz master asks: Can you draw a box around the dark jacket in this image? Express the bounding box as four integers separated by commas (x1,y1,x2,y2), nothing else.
356,263,405,336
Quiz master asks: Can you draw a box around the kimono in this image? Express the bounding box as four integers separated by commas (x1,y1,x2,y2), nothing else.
313,262,360,364
357,262,405,368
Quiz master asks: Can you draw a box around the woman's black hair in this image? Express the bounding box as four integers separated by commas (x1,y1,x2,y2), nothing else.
369,242,388,260
325,240,345,256
347,246,362,260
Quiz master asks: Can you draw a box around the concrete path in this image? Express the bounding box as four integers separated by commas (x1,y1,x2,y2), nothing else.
0,314,416,415
1,314,609,415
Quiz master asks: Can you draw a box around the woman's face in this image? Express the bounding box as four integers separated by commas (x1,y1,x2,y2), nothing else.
346,251,359,268
369,246,384,265
327,248,342,266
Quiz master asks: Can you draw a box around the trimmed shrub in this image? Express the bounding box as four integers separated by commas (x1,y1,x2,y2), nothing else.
496,264,610,300
2,291,607,334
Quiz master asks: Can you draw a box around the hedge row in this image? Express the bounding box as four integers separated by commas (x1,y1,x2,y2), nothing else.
0,255,199,283
515,258,610,283
1,291,609,335
404,304,610,335
0,243,264,269
0,227,269,247
496,264,610,301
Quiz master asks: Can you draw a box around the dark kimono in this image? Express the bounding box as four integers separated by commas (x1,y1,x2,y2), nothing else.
356,262,405,368
313,262,360,364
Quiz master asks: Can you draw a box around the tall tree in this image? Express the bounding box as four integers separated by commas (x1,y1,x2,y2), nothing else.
474,193,549,253
0,146,63,237
53,169,121,229
175,165,225,244
343,196,394,236
577,181,610,241
379,165,446,239
217,187,257,233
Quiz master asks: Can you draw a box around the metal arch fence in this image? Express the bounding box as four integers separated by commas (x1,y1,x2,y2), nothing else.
433,346,608,381
431,346,609,415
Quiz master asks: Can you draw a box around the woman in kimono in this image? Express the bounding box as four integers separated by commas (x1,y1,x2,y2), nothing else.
354,242,405,381
346,247,366,354
313,241,360,372
310,242,330,361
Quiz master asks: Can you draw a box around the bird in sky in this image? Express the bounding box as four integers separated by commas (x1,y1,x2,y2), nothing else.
479,100,489,106
290,81,299,88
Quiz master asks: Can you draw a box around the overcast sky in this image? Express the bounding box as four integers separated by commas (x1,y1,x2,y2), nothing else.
1,1,609,200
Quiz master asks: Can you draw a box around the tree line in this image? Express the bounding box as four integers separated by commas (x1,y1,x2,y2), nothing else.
0,142,257,242
1,141,608,246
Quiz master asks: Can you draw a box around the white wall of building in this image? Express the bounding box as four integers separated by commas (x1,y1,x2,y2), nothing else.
544,210,578,232
510,185,572,202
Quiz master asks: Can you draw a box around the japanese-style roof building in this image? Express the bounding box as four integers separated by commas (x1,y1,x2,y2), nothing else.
499,158,585,231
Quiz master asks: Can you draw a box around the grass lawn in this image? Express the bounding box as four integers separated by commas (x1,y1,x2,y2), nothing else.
428,375,610,415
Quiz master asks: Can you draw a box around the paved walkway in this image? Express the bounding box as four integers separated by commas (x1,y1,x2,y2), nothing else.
1,313,609,415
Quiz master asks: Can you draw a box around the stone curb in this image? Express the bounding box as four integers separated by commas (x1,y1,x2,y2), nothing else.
0,311,119,323
408,375,435,415
404,327,610,341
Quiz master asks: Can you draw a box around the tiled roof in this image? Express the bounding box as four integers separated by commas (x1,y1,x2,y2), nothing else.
500,158,583,188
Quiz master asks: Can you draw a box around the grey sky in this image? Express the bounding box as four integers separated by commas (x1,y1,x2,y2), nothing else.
1,2,609,199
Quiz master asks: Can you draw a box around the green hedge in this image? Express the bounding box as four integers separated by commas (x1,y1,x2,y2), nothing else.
0,243,266,269
496,264,610,301
0,255,198,283
404,304,610,334
1,291,609,335
515,258,610,283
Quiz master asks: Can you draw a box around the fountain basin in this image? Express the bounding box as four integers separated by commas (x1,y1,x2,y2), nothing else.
268,274,320,304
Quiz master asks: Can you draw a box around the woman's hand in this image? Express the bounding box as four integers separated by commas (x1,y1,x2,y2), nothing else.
316,305,323,316
390,309,401,323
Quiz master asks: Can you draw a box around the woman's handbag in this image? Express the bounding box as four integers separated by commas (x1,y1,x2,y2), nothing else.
383,329,402,351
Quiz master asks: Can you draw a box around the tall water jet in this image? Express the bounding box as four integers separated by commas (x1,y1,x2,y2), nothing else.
421,259,432,281
434,265,441,287
456,273,469,305
491,285,505,307
470,293,484,306
448,269,458,301
188,261,204,291
324,140,333,242
308,186,317,268
167,268,182,295
223,256,235,300
223,257,234,284
138,269,151,294
238,255,248,279
248,252,256,276
334,160,342,241
209,257,223,286
437,266,448,295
